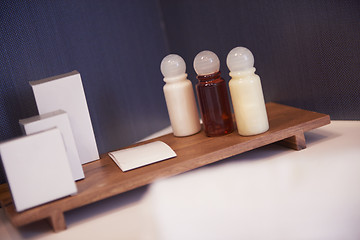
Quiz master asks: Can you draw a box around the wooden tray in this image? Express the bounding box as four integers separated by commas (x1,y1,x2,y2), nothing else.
0,103,330,232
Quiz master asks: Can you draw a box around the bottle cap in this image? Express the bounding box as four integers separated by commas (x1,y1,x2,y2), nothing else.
193,50,220,75
160,54,186,78
226,47,254,72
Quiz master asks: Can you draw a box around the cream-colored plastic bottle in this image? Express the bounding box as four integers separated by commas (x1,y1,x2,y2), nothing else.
226,47,269,136
160,54,201,137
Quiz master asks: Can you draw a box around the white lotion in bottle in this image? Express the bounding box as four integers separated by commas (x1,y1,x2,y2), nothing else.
226,47,269,136
161,54,201,137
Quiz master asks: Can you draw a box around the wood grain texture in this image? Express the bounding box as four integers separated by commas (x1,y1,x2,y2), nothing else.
279,131,306,150
48,210,66,232
0,103,330,232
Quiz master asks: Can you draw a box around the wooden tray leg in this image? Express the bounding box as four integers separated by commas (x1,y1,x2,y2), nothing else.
278,131,306,150
48,210,67,232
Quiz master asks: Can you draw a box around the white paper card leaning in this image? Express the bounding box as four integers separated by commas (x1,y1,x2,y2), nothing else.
19,110,85,181
109,141,176,172
0,128,77,212
30,70,99,164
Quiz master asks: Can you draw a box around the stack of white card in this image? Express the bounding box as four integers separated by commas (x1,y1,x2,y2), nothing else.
0,70,99,212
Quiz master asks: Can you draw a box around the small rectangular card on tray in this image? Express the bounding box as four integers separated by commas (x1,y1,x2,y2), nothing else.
108,141,176,172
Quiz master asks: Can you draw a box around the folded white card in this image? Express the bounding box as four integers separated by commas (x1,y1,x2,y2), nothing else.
0,128,77,212
108,141,176,172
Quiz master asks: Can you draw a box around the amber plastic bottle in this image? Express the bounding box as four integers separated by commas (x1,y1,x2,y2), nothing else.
194,51,234,137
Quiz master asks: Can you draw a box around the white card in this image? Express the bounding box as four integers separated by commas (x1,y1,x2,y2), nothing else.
108,141,176,172
19,110,85,181
30,71,99,164
0,128,77,212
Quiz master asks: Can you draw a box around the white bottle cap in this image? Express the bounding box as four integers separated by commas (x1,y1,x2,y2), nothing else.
160,54,186,78
193,50,220,75
226,47,254,72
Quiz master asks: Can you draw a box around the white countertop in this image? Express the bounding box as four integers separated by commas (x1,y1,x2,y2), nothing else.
1,121,359,240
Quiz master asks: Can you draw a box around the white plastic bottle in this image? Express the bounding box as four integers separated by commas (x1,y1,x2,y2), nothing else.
226,47,269,136
160,54,201,137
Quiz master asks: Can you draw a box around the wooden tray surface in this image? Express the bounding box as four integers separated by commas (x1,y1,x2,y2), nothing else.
0,103,330,232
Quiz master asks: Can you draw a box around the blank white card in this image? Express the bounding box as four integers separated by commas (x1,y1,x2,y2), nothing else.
19,110,85,181
0,128,77,212
30,71,99,164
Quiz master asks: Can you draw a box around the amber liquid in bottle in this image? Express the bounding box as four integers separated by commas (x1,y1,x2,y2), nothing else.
196,71,234,137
